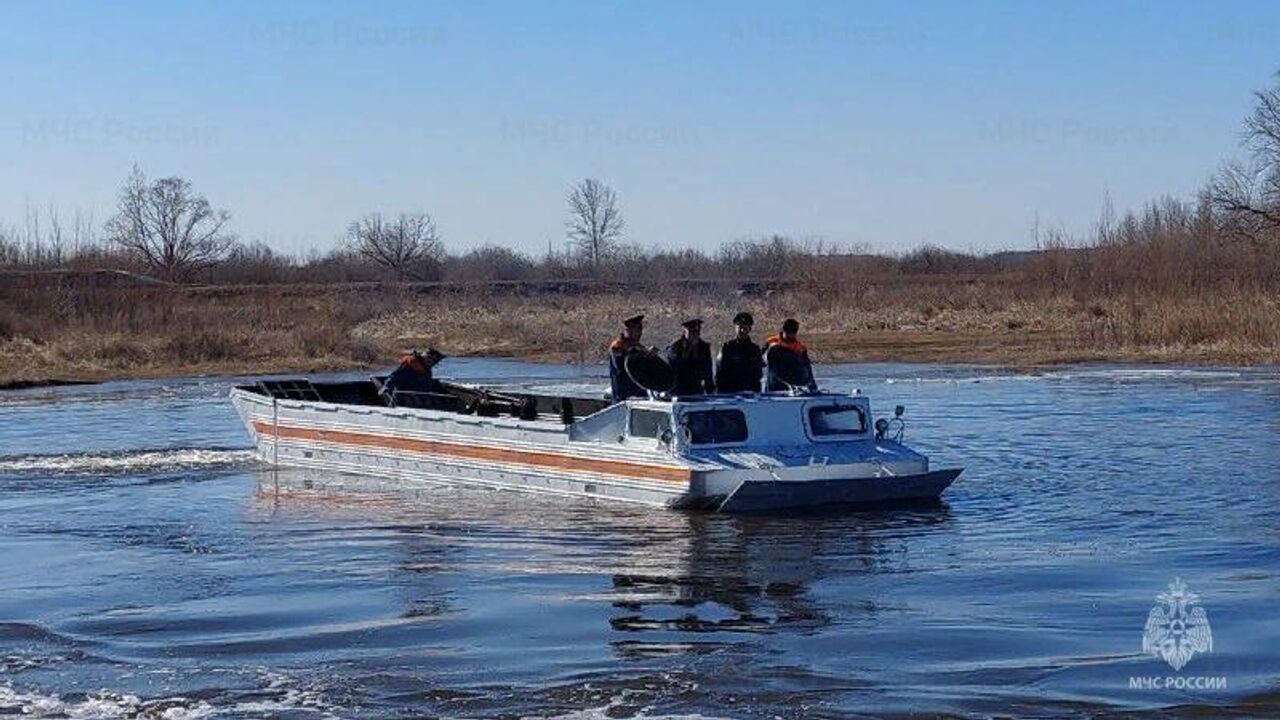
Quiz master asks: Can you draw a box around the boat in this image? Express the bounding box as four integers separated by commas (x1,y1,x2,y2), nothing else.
229,360,961,513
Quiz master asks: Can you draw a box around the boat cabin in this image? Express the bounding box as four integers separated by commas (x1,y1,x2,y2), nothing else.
571,393,873,455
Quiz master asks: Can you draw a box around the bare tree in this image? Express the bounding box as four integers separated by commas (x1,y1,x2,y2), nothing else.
1208,161,1279,242
1209,73,1280,241
566,178,623,266
0,204,98,268
104,166,235,281
347,212,444,280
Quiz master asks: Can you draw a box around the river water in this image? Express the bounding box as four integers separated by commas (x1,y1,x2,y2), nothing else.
1,360,1277,718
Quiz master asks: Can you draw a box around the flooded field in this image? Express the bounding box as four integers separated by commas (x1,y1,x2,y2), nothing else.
1,360,1278,718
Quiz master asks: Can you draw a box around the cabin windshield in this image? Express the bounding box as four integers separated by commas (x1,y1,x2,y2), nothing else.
682,409,749,445
629,408,672,438
808,405,867,436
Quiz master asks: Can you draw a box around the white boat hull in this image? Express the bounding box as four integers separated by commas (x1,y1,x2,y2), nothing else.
231,384,959,513
233,388,690,507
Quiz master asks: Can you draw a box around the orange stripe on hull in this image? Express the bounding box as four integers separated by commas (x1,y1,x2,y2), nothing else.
251,421,692,485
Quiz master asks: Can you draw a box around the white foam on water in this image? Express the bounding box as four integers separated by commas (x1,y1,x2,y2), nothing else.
530,701,731,720
0,685,216,720
518,679,730,720
877,366,1279,386
534,710,730,720
0,678,344,719
236,671,345,719
0,448,257,475
1045,367,1256,382
882,374,1044,385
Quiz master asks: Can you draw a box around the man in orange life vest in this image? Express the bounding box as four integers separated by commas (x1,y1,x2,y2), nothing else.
608,314,649,401
381,348,444,405
764,318,817,392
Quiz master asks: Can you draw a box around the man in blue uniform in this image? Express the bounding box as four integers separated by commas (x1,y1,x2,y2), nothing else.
666,318,715,396
715,311,764,393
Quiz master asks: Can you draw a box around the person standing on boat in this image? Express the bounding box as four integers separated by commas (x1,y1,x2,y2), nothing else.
666,318,715,397
715,311,764,393
764,318,817,392
608,314,649,402
381,348,444,404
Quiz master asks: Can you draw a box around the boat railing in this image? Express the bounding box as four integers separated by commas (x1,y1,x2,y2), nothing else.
257,379,323,402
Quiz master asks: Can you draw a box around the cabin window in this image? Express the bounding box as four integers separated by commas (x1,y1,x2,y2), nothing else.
808,405,867,436
629,409,671,438
682,409,749,445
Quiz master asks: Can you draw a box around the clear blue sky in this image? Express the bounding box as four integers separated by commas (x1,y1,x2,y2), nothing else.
2,1,1278,256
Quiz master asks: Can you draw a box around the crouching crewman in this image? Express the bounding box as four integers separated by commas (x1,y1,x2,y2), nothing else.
381,348,444,406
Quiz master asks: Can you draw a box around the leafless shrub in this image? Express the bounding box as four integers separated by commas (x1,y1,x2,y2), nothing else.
1209,73,1280,242
716,235,806,280
347,212,444,280
0,230,14,267
444,245,535,283
898,244,972,274
0,205,99,269
104,166,236,281
213,241,294,284
88,337,152,365
296,249,387,284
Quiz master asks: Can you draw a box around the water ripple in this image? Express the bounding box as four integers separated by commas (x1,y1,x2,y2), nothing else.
0,361,1277,717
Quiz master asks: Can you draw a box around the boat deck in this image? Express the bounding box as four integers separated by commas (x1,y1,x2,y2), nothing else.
245,377,612,425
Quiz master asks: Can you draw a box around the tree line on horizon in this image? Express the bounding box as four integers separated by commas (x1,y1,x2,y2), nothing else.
3,73,1279,292
0,169,638,282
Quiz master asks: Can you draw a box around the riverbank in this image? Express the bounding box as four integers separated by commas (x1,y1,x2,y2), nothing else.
4,276,1280,388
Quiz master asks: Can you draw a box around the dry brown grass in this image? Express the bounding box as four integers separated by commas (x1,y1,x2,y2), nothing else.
0,276,388,384
4,267,1280,387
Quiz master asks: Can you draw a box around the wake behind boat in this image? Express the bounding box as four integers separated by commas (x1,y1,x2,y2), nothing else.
229,364,961,513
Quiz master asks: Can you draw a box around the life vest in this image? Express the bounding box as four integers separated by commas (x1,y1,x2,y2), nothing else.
400,354,428,374
610,335,638,353
765,335,808,355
